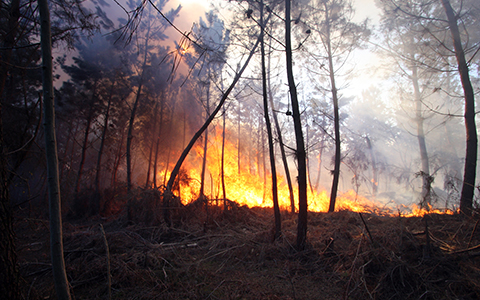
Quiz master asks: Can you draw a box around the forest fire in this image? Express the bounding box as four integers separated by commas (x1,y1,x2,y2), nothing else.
160,127,452,217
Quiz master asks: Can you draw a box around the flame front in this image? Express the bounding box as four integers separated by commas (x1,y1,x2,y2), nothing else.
159,126,455,217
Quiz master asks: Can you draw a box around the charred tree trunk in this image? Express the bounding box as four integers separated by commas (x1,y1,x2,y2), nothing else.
326,4,341,213
441,0,477,216
39,0,71,298
260,0,281,239
286,0,308,250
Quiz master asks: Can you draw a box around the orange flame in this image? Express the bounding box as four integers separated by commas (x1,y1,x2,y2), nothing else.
158,126,456,217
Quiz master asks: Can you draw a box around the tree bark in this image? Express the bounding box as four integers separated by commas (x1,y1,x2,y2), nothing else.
441,0,477,216
0,0,22,297
285,0,308,250
325,3,341,213
260,0,281,239
39,0,72,298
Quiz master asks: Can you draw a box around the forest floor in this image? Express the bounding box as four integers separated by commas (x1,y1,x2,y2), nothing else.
14,198,480,300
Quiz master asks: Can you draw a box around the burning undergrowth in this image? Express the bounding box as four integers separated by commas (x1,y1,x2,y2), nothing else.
15,192,480,299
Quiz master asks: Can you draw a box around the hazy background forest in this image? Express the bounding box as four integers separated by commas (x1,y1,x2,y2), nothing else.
3,0,480,218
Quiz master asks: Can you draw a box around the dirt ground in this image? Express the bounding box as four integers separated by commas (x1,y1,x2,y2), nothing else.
14,202,480,300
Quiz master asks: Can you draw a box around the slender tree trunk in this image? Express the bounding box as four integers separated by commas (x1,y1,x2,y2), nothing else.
306,123,314,195
94,80,115,213
314,141,324,191
0,2,21,289
237,103,241,175
74,99,95,199
326,4,341,213
365,136,378,197
111,128,126,190
0,120,20,299
163,97,178,186
127,26,150,193
199,83,211,198
267,38,295,213
39,0,71,298
153,99,165,188
260,0,281,239
441,0,477,216
411,64,431,208
286,0,308,250
221,106,227,202
127,81,143,193
145,102,157,188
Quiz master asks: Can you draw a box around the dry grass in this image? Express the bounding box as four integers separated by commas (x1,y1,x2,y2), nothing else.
15,193,480,299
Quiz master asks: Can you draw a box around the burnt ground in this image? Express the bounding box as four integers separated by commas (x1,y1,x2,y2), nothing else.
14,200,480,300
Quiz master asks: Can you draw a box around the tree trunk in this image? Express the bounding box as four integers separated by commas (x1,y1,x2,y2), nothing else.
441,0,477,216
285,0,308,250
199,83,211,198
260,0,281,239
237,103,241,175
127,25,151,193
39,0,72,298
411,64,432,208
95,78,116,212
111,127,126,190
221,105,227,206
153,98,165,188
0,124,20,299
365,136,378,197
94,80,114,214
74,88,96,204
126,80,143,194
326,4,341,213
0,2,25,292
145,102,157,188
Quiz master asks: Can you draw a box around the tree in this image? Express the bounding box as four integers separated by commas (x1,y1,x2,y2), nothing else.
39,0,71,298
285,0,308,250
441,0,477,215
303,0,369,213
260,0,281,239
120,0,181,193
378,0,479,214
